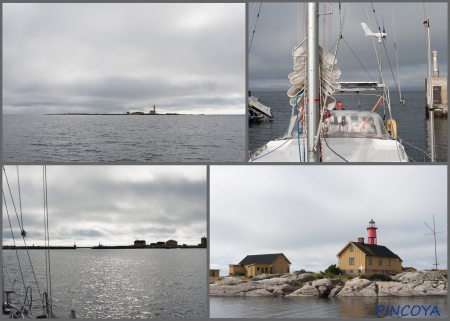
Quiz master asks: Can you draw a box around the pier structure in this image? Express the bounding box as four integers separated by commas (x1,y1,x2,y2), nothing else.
425,50,448,117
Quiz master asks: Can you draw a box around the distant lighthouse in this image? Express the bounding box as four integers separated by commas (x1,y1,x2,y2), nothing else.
367,219,378,245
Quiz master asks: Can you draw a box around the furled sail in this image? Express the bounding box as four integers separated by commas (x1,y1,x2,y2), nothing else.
287,45,341,110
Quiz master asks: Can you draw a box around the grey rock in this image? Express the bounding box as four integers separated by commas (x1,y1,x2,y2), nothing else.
329,286,342,297
215,277,246,286
377,282,422,297
312,279,334,291
251,274,273,281
238,289,274,297
317,285,330,298
287,285,319,297
345,277,373,289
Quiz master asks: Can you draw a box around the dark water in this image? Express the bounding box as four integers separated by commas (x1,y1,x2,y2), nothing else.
3,115,245,162
3,249,207,318
210,296,447,318
249,91,448,162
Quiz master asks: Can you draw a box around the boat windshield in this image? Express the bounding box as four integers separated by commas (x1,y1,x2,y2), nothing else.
325,110,390,138
285,110,390,139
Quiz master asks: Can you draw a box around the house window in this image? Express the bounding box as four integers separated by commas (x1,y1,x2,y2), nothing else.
349,258,354,265
349,245,354,252
257,267,260,271
388,259,391,266
368,257,372,265
378,258,382,266
349,270,353,274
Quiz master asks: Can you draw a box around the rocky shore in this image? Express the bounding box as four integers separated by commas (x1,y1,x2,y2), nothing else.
210,271,447,297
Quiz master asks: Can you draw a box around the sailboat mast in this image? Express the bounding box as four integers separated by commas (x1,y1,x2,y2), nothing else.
306,2,320,162
424,9,435,162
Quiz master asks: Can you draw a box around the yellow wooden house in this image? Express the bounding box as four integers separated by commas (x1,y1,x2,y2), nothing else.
229,253,291,277
336,237,403,275
210,269,220,277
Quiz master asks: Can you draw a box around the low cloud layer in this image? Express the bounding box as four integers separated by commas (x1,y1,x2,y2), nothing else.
249,2,447,91
3,3,245,115
3,166,207,246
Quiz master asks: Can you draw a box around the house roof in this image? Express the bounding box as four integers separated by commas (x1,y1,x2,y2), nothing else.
337,242,402,261
237,253,291,266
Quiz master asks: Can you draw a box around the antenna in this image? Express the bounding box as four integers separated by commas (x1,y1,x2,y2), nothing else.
424,214,445,270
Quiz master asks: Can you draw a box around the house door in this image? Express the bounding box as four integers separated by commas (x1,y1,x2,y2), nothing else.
250,267,253,276
211,271,215,277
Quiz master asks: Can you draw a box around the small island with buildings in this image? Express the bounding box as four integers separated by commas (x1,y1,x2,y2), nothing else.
45,105,204,116
210,219,447,301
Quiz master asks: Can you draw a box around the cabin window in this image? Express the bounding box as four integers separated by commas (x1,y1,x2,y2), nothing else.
378,258,382,266
257,267,260,271
349,270,353,274
349,245,354,252
349,258,354,265
368,257,372,265
388,259,391,266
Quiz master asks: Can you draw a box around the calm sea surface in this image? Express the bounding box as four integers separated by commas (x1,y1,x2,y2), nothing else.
3,249,207,318
210,296,447,318
3,115,245,162
249,91,448,162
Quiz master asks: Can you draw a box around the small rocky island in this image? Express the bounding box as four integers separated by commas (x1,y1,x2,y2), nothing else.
210,271,447,297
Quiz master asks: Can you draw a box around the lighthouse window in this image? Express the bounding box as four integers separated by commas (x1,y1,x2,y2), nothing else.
349,258,354,265
368,258,372,265
349,245,354,252
378,258,382,266
388,259,391,266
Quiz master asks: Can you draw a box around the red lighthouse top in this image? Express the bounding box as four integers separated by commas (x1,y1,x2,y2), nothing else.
367,219,378,245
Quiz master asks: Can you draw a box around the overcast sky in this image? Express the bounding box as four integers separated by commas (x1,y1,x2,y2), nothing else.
2,166,206,247
211,166,447,275
3,3,244,115
249,2,447,92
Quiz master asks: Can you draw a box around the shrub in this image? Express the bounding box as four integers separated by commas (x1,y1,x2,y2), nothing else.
324,264,342,275
293,269,306,275
362,273,393,282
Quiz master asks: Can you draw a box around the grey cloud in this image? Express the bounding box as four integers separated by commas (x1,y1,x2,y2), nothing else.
3,3,244,115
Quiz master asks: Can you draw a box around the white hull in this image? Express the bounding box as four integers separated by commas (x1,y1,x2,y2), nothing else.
250,136,408,162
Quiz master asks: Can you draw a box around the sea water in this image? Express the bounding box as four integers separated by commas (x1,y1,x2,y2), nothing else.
249,91,448,162
210,296,447,318
3,115,245,162
2,249,207,318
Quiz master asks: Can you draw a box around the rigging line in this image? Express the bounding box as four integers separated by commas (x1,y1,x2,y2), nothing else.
2,166,24,232
17,166,25,236
3,259,13,286
248,2,262,54
250,133,297,161
323,136,349,162
400,138,431,160
2,190,27,296
342,37,375,82
390,4,404,105
248,2,257,32
43,166,49,307
44,165,53,313
364,4,382,83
